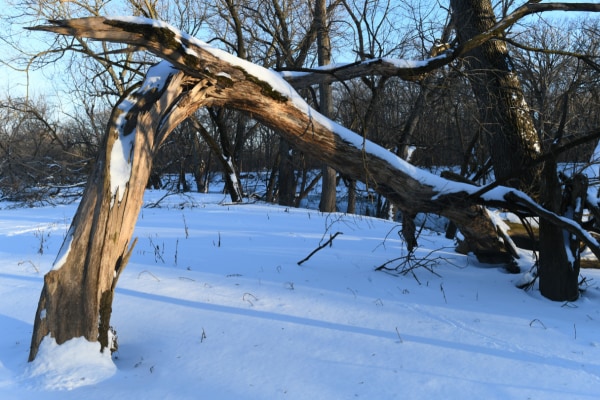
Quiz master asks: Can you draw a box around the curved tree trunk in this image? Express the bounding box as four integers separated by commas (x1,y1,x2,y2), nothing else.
26,18,510,360
29,63,216,360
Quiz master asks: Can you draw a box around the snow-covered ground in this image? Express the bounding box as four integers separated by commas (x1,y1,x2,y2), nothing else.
1,190,600,399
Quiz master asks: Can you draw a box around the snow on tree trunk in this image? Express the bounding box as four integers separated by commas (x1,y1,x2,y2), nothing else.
539,161,588,301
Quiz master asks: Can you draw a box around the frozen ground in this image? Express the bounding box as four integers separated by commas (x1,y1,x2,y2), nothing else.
1,190,600,399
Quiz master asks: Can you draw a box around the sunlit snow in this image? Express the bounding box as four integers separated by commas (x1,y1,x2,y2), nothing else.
1,189,600,399
25,336,116,391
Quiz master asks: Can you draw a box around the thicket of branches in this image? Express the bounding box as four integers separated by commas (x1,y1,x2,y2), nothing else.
1,1,600,209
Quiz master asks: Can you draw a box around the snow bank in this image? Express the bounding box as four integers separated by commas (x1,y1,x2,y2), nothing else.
24,336,116,390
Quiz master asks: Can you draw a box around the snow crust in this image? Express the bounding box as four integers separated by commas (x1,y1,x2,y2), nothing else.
24,336,116,390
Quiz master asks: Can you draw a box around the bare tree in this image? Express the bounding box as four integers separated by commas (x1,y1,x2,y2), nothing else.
0,96,92,202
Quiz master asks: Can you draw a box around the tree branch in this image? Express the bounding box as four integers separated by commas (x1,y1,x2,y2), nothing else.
297,232,343,266
278,2,600,88
501,190,600,258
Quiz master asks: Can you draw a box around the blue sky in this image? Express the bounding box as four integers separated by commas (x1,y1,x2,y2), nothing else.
0,0,597,101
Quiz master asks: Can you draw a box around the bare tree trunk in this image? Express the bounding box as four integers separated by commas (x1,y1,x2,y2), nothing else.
320,166,337,211
209,108,244,202
189,116,243,202
346,178,356,214
265,150,280,203
451,0,542,190
190,128,207,192
450,0,582,300
316,0,337,212
278,138,296,206
539,162,587,301
29,63,216,360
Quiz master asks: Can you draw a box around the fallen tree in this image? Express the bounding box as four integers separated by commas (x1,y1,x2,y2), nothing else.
26,16,600,360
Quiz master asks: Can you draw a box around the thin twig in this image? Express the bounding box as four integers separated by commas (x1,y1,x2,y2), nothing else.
297,232,343,265
395,327,403,343
529,318,546,329
138,270,160,281
440,283,447,304
243,292,258,306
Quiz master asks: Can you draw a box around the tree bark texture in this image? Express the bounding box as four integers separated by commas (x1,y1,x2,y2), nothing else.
450,0,589,301
451,0,542,190
538,165,588,301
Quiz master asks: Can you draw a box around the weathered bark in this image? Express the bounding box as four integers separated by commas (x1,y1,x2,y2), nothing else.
29,63,217,360
451,0,542,189
450,0,590,300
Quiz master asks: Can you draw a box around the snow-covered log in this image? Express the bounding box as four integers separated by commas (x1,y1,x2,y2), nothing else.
280,2,600,89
